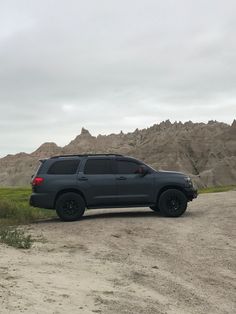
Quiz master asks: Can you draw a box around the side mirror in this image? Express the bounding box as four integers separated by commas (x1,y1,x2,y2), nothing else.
137,165,149,176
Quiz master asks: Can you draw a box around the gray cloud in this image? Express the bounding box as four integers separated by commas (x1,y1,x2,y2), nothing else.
0,0,236,156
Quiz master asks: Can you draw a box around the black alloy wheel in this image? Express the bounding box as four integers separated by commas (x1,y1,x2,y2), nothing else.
158,189,187,217
56,192,85,221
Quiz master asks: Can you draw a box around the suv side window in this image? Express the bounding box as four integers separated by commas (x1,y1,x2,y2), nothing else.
47,160,80,175
116,160,140,174
84,159,113,175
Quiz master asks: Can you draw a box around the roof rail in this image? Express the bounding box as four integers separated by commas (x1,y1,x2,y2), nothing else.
50,153,123,159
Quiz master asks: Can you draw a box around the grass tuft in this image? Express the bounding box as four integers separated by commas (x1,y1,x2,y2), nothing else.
0,227,33,249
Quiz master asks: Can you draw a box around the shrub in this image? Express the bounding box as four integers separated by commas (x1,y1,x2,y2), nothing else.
0,227,33,249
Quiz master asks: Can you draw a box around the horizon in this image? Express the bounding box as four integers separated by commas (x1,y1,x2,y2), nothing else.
1,118,235,158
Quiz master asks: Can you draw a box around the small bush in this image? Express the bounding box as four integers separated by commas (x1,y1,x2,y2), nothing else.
0,227,33,249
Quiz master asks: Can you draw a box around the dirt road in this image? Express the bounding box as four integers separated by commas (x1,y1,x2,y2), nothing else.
0,191,236,314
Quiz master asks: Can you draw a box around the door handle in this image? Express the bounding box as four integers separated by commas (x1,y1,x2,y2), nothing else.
78,176,88,181
116,176,127,180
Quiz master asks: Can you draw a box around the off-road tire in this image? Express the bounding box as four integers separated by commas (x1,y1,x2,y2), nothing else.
56,192,85,221
158,189,187,217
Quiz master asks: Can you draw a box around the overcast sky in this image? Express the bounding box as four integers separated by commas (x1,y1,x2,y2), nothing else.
0,0,235,156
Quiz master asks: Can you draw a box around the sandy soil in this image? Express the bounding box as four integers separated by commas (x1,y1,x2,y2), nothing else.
0,191,236,314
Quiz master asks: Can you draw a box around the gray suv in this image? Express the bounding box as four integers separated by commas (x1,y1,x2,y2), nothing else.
30,154,197,221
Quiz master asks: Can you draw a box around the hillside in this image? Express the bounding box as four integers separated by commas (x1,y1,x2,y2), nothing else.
0,120,236,187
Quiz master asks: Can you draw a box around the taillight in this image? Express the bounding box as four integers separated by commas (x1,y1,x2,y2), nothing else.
32,177,44,186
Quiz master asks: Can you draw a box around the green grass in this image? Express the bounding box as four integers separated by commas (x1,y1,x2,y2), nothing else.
0,187,55,225
0,187,55,248
198,185,236,194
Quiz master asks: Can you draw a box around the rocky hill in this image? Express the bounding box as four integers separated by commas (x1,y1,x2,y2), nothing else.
0,120,236,187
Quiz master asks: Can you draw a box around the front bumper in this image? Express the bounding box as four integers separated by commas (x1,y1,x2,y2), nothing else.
185,188,198,201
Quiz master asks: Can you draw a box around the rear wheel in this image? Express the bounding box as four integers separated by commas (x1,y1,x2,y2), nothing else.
55,192,85,221
158,189,187,217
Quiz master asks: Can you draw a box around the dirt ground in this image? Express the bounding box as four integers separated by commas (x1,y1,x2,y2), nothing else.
0,191,236,314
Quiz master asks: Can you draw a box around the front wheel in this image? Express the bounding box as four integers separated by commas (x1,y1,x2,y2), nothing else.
158,189,187,217
55,193,85,221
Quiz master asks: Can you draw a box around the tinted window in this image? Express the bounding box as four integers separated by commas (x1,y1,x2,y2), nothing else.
84,159,113,175
48,160,80,175
117,160,140,174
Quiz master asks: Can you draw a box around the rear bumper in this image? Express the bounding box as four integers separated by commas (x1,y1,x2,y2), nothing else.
185,188,198,201
30,193,55,209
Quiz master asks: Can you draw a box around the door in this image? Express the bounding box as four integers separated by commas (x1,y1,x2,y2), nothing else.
114,158,155,205
78,158,116,206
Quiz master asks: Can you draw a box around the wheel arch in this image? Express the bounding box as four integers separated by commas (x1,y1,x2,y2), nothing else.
156,185,187,203
54,188,87,207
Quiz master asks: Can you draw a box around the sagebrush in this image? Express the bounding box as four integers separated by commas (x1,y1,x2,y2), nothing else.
0,227,33,249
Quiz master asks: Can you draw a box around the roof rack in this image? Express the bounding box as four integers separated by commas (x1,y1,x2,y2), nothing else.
50,153,123,159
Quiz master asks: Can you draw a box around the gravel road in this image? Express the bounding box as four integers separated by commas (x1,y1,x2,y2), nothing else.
0,191,236,314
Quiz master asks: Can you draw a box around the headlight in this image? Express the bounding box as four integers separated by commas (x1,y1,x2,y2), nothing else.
184,177,193,187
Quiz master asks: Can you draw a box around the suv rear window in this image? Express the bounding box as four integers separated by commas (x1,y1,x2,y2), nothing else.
84,159,113,175
47,160,80,175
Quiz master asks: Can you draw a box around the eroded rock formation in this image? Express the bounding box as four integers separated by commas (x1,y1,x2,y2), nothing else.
0,120,235,187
